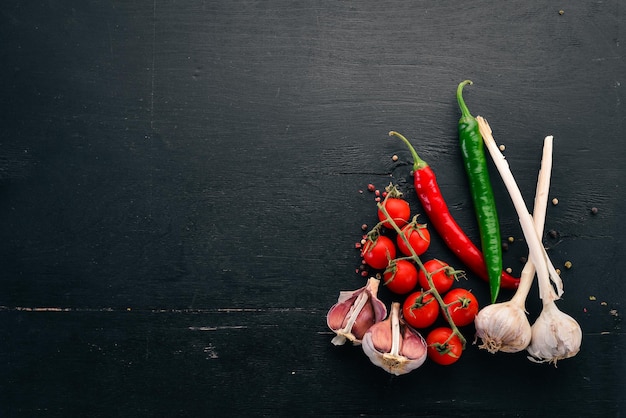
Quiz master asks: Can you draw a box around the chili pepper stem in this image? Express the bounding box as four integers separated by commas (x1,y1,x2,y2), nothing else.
456,80,474,119
388,131,429,172
377,202,467,348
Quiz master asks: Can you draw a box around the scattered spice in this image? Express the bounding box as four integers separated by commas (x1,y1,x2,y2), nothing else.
508,236,515,243
558,9,564,15
591,207,598,215
552,198,559,205
367,183,376,192
392,154,399,162
589,295,597,301
361,224,368,231
499,144,506,151
564,260,572,269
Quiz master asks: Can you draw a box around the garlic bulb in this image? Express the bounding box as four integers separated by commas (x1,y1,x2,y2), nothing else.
361,302,427,375
474,125,583,360
473,127,555,354
326,277,387,346
477,119,583,365
526,301,582,365
474,300,532,353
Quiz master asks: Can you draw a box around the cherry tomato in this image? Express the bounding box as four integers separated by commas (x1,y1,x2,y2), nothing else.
426,327,463,366
383,259,418,294
418,259,457,294
396,223,431,257
442,288,479,327
402,291,439,328
377,197,410,229
362,235,396,270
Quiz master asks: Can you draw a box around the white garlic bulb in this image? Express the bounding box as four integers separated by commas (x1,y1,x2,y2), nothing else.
474,301,532,353
361,302,427,375
527,301,582,366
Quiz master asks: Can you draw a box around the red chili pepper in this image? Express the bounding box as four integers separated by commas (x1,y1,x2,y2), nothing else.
390,131,519,289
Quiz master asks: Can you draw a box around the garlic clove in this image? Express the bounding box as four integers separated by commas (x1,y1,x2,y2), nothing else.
526,301,582,366
399,326,428,360
326,298,352,330
362,302,427,375
366,315,393,353
474,301,532,353
326,277,387,346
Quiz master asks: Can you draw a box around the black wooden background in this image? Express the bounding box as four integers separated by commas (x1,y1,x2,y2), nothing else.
1,1,624,417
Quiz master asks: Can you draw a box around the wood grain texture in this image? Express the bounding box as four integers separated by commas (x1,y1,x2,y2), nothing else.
1,1,624,416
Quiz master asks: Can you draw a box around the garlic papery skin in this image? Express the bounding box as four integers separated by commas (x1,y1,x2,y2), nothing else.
361,302,427,375
527,298,582,366
525,248,582,366
474,301,532,353
527,302,582,365
326,277,387,346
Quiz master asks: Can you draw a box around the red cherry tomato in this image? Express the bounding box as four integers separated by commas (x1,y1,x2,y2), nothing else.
418,259,457,294
383,260,418,295
442,288,479,327
396,223,431,257
402,291,439,328
362,235,396,270
377,197,410,229
426,327,463,366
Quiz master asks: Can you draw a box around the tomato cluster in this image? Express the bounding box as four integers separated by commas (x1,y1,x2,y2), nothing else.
358,184,480,366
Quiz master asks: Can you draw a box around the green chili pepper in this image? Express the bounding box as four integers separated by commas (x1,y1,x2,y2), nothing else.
457,80,502,303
